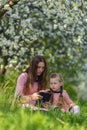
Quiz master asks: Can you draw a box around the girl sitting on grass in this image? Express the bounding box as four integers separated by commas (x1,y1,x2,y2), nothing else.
41,73,80,114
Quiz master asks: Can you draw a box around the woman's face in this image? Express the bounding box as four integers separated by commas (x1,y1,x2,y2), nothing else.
36,62,45,76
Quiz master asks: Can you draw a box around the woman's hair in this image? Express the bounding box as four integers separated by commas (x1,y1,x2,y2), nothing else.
50,73,64,108
23,55,47,94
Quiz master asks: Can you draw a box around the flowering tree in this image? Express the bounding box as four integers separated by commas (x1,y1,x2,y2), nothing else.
0,0,87,78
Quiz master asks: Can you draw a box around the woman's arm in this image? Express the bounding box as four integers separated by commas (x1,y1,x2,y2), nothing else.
21,93,42,104
14,73,28,97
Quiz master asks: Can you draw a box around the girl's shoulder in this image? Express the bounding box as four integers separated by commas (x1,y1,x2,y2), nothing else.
62,90,68,95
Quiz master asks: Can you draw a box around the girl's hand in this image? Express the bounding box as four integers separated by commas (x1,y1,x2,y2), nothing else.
69,103,75,108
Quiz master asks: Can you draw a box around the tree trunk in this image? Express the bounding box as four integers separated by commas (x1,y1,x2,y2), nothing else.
0,56,8,75
0,0,20,19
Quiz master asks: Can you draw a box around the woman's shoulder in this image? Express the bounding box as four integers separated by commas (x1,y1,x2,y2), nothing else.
19,72,28,77
17,72,28,80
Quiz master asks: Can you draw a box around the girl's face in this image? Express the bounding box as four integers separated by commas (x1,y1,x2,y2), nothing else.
36,62,45,76
50,78,62,91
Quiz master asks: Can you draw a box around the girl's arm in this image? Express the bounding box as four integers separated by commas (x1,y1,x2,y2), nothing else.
63,90,75,107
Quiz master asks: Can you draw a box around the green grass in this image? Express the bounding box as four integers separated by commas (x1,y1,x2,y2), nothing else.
0,70,87,130
0,92,87,130
0,102,87,130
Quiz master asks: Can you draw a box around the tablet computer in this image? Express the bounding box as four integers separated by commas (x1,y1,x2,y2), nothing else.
38,91,51,103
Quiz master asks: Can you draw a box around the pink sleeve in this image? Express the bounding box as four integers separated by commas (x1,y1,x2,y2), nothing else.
63,90,74,105
14,73,28,97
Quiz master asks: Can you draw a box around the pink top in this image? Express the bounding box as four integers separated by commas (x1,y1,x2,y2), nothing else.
52,90,74,112
14,72,39,105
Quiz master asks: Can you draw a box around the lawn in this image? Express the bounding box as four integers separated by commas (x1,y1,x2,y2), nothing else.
0,71,87,130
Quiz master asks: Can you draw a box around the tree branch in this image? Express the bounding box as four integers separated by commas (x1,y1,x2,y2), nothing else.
0,0,20,19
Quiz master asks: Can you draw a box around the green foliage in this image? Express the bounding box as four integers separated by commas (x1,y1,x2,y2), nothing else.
0,69,19,104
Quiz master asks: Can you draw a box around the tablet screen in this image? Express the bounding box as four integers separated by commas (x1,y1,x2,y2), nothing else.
39,91,51,103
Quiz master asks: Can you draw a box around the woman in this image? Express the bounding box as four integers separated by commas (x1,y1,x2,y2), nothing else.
14,55,48,107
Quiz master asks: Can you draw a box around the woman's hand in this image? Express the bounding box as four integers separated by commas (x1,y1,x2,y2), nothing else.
21,96,30,104
39,89,50,93
21,93,42,104
31,93,42,100
42,102,51,109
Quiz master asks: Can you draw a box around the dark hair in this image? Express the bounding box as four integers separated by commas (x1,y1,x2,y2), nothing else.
23,55,47,94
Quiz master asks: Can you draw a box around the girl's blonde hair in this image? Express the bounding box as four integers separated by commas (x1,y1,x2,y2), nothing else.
50,73,64,108
50,73,63,83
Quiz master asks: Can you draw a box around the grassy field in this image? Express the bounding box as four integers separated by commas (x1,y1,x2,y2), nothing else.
0,100,87,130
0,71,87,130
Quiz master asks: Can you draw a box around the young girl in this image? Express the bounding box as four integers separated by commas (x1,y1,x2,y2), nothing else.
42,73,80,114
